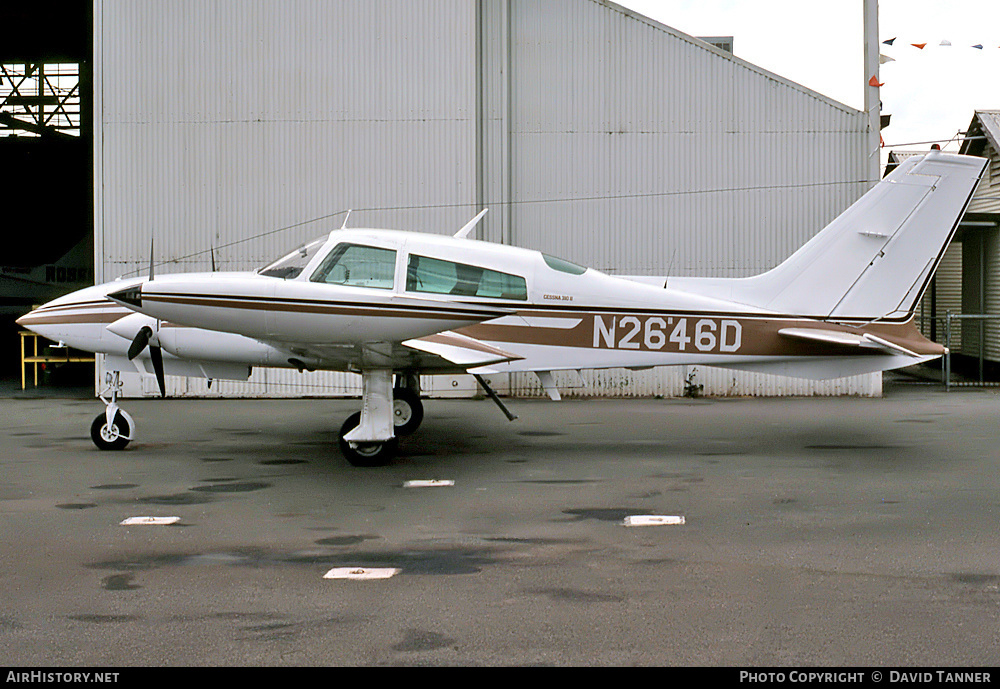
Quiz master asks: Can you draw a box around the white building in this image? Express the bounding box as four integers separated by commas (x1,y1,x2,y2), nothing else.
94,0,877,398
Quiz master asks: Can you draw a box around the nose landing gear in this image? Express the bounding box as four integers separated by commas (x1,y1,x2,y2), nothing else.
90,370,134,451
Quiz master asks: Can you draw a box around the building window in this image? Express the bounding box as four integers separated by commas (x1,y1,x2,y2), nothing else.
0,63,81,137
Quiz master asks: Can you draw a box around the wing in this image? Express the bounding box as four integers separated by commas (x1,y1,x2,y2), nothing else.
401,331,523,368
255,330,523,374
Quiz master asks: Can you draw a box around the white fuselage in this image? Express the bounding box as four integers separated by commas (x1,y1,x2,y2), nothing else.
17,227,944,383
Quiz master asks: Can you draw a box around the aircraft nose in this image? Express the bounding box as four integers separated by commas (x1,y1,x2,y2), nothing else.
15,301,52,330
14,300,71,345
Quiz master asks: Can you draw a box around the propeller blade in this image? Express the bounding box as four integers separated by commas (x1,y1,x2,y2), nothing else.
127,326,152,360
149,345,165,398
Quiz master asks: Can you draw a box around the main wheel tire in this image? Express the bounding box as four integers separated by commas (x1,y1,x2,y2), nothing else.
391,387,424,436
338,412,398,467
90,412,131,451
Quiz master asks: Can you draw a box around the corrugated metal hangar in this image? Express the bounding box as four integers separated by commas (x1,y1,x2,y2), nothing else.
897,111,1000,385
89,0,876,398
959,111,1000,378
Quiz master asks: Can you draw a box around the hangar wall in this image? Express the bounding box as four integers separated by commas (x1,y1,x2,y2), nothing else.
95,0,482,398
94,0,878,399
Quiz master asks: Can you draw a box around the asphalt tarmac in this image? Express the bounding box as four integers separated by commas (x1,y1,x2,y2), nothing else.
1,381,998,666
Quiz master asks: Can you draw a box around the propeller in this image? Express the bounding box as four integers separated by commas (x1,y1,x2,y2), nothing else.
125,236,165,397
127,325,166,398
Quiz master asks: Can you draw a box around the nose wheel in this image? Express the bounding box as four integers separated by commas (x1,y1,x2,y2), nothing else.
90,410,133,451
91,370,135,451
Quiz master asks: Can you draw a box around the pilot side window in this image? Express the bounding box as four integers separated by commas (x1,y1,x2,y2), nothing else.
310,244,397,289
406,254,527,300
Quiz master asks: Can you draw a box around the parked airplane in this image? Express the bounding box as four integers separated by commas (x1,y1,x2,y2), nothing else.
17,151,986,465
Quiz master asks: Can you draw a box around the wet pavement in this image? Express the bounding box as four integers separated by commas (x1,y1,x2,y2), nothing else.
1,382,998,666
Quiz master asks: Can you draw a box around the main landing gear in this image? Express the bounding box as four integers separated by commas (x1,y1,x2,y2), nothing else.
86,367,427,465
338,371,424,467
90,371,135,451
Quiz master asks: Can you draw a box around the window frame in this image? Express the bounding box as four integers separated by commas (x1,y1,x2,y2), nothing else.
405,253,528,301
309,242,399,291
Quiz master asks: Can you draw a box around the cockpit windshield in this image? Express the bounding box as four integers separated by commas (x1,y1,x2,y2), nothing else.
258,236,327,279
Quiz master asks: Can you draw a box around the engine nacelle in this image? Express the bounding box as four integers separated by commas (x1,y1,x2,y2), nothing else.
156,326,287,366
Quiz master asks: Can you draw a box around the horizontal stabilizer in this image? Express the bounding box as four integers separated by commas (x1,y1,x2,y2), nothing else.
403,331,522,368
778,328,919,357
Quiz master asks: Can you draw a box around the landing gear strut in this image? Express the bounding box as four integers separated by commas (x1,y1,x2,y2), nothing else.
91,371,134,451
338,371,423,466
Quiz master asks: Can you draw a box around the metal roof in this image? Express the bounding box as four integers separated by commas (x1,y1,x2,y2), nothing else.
960,110,1000,156
600,1,862,116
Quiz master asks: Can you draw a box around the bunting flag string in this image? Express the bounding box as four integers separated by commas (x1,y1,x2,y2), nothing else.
871,35,1000,88
882,37,998,50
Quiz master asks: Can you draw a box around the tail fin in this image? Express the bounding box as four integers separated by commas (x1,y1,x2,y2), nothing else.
669,151,987,321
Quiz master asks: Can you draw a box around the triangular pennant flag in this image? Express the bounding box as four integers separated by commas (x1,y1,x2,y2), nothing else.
879,54,896,64
911,43,927,49
940,39,952,46
869,75,884,87
883,37,896,45
973,44,983,50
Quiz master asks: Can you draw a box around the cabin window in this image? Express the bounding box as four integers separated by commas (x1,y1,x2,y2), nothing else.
542,253,587,275
406,254,527,300
311,244,397,289
258,236,327,279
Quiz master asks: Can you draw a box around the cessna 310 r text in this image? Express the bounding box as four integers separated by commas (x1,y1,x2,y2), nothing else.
17,151,986,465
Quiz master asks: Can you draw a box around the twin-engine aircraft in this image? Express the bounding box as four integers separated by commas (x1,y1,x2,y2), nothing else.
18,151,986,465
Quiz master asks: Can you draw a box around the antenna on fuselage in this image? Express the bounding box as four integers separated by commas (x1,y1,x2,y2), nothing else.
341,210,352,230
454,208,488,239
148,237,155,281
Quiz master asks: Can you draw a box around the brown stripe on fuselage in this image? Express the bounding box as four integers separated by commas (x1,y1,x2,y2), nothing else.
459,311,945,358
143,294,505,321
17,303,132,326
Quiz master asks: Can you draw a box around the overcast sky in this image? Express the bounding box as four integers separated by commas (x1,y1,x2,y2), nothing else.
617,0,1000,164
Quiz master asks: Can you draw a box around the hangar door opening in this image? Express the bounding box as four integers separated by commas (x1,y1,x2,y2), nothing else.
0,2,94,387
